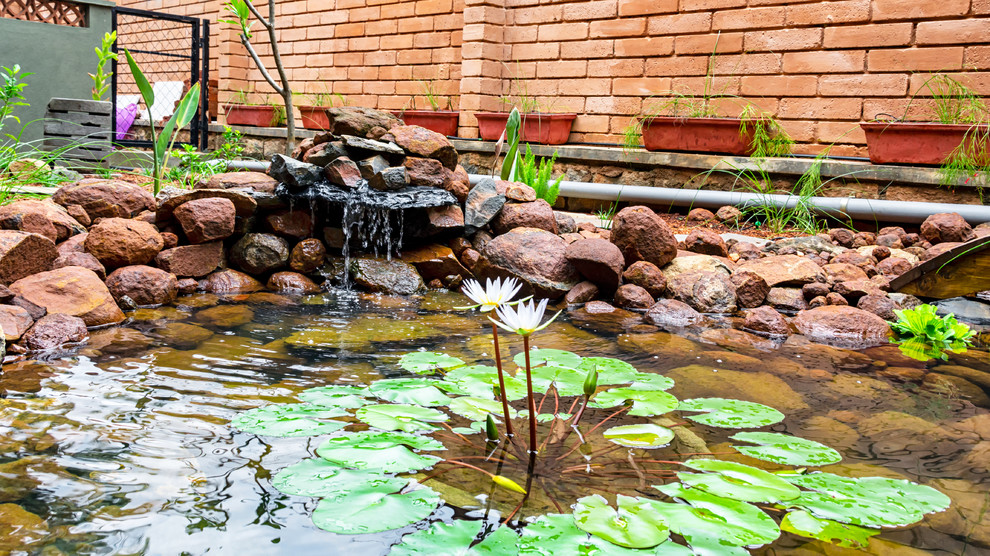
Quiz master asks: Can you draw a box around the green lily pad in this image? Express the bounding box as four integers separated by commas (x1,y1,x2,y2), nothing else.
603,424,675,448
316,431,442,473
679,533,750,556
530,365,589,396
578,357,639,384
677,398,784,428
780,510,879,549
591,388,679,417
298,385,370,409
391,520,518,555
651,483,781,547
574,494,670,549
273,458,407,498
536,412,572,423
730,432,842,466
312,483,440,535
356,404,448,433
231,404,348,437
628,373,675,391
677,459,801,503
519,514,690,556
514,349,581,369
448,397,516,422
369,378,451,406
399,351,466,374
443,365,528,400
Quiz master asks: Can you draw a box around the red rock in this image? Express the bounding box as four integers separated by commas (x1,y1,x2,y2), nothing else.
808,295,827,308
646,298,703,328
730,270,770,308
195,171,278,193
174,197,236,244
668,270,737,313
614,284,654,309
460,248,481,270
52,179,155,220
442,165,470,203
157,189,256,222
823,263,869,285
857,293,897,320
66,204,90,227
875,234,903,249
267,271,321,294
829,228,855,247
388,125,458,168
0,200,85,242
923,242,963,261
400,244,471,283
877,257,912,277
290,238,327,273
834,279,884,300
292,137,315,159
303,141,346,166
0,230,57,285
622,261,667,298
744,306,789,336
683,228,728,257
0,305,34,340
826,292,848,306
177,278,199,294
610,206,678,268
85,218,163,269
324,157,363,189
802,282,830,300
872,245,891,260
161,232,179,250
716,205,743,224
200,269,265,294
792,306,891,348
921,212,975,244
478,227,580,299
10,266,124,327
426,205,465,234
265,209,312,240
766,287,808,312
491,200,558,235
230,233,289,275
106,265,178,306
736,254,825,287
565,281,599,304
729,241,761,261
52,252,106,280
565,238,624,290
155,242,223,277
403,157,446,188
686,208,716,222
21,313,88,351
56,233,87,256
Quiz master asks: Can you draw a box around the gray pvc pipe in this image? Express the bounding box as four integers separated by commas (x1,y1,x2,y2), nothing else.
226,161,990,225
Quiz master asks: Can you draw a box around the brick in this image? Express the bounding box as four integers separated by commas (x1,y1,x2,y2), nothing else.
745,28,822,52
399,16,434,33
680,0,744,11
613,77,672,96
739,75,818,97
511,5,563,25
647,12,711,35
414,31,451,48
365,19,398,35
348,36,379,51
537,60,587,78
570,114,611,133
863,98,936,121
818,121,867,144
364,50,396,66
585,96,642,115
397,50,433,64
872,0,970,21
561,39,614,59
672,76,740,95
348,67,378,80
615,36,674,57
823,23,913,48
644,56,709,77
363,81,395,95
511,42,560,60
785,0,869,25
713,53,782,75
563,0,617,20
334,52,364,66
379,66,413,80
462,23,501,42
674,32,744,55
618,0,677,16
589,59,646,77
778,97,863,119
416,0,453,15
917,20,990,45
380,34,414,50
558,78,613,96
782,50,865,74
348,6,380,21
819,74,909,97
909,72,990,97
977,0,990,13
463,5,505,24
966,46,990,70
306,26,334,40
335,22,365,37
590,18,647,37
538,22,589,42
712,7,785,30
504,26,538,43
778,119,816,143
868,47,965,72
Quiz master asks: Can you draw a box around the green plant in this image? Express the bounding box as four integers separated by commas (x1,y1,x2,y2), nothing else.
0,65,32,137
214,125,245,162
264,95,286,126
124,49,201,195
595,189,623,229
165,125,245,188
499,62,548,114
419,79,453,111
90,31,117,101
516,144,563,205
495,107,522,181
889,304,975,361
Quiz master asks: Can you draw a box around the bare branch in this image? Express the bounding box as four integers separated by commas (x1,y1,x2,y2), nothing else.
239,35,283,95
242,0,271,29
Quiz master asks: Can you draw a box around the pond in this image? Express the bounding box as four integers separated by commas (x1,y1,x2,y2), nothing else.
1,289,988,555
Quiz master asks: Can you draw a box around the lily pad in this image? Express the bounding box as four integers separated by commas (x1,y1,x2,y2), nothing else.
391,520,518,555
356,404,448,433
316,431,442,473
628,373,675,391
578,357,639,385
730,432,842,466
298,385,370,409
677,398,784,428
677,459,801,503
591,388,679,417
273,458,407,498
651,483,781,547
529,365,589,397
603,424,675,449
514,349,582,369
312,482,440,535
369,378,451,406
399,351,466,374
443,365,528,400
573,494,670,549
780,510,879,549
448,397,516,422
231,404,348,437
519,514,690,556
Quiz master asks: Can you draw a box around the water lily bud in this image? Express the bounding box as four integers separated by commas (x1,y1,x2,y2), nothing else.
584,368,598,398
492,475,527,495
485,414,499,442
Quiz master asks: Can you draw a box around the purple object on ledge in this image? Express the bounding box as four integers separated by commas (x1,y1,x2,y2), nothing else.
116,103,138,140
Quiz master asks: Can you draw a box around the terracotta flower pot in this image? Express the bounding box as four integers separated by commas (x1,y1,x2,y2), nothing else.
298,105,330,130
391,110,460,136
475,112,576,145
223,104,279,127
861,122,990,166
640,116,754,155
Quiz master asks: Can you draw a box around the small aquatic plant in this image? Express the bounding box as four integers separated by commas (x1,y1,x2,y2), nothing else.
889,303,974,361
231,295,952,553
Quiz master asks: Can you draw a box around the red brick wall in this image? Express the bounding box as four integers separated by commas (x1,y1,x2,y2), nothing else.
116,0,990,155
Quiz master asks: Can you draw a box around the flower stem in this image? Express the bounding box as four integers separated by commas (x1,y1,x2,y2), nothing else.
491,322,515,438
523,334,537,454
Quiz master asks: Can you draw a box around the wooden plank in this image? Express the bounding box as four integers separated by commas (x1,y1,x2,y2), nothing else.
44,111,111,126
43,121,112,139
890,236,990,299
41,137,110,151
47,98,112,115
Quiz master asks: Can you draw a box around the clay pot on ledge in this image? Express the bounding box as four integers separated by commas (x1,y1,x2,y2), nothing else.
475,112,576,145
639,116,755,156
222,104,281,127
298,105,330,130
392,110,459,137
860,121,990,165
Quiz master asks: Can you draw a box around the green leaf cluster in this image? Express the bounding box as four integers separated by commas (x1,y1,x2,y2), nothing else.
889,304,974,361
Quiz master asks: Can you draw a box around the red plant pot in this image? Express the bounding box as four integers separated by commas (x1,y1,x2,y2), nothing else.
640,116,754,155
392,110,459,136
475,112,576,145
299,105,330,130
223,104,279,127
861,122,990,166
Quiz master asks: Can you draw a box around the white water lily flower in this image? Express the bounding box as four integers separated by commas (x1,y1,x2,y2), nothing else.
491,298,561,337
457,277,524,312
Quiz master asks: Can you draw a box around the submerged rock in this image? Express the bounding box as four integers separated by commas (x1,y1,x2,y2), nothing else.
665,365,808,412
350,256,425,295
792,306,891,349
196,305,255,328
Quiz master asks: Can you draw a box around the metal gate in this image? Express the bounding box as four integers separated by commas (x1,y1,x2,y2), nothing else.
111,7,209,150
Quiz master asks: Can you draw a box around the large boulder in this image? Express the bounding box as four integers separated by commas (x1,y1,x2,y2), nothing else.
290,238,327,273
156,187,257,223
0,199,85,242
792,306,891,349
736,254,825,287
491,200,558,235
200,269,264,294
565,238,624,290
0,230,57,285
403,157,446,188
324,106,401,139
52,179,155,220
105,265,178,307
230,233,289,275
52,252,106,280
479,227,580,299
400,244,471,283
195,171,278,193
386,125,457,169
622,261,666,298
174,197,236,244
667,270,737,313
9,266,125,327
350,256,425,295
0,305,34,341
921,212,975,244
743,306,789,336
21,314,88,351
609,206,678,267
85,218,163,269
155,242,223,277
730,269,769,308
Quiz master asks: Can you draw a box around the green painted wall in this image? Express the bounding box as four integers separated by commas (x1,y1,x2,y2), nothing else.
1,0,114,145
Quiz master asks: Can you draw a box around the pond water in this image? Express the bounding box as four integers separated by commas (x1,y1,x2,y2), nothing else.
2,289,988,555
